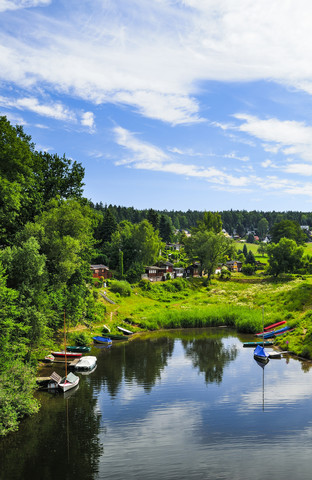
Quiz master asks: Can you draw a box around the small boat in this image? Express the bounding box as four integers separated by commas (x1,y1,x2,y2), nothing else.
263,320,286,331
59,372,80,392
44,354,55,362
51,351,82,358
66,346,91,353
49,371,80,392
255,321,287,336
103,324,111,333
263,326,290,339
75,356,97,371
253,344,270,364
243,340,274,347
103,332,129,340
117,326,133,335
92,336,113,345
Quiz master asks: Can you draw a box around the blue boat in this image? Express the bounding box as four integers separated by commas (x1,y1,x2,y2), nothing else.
253,344,270,364
263,326,290,339
92,336,113,345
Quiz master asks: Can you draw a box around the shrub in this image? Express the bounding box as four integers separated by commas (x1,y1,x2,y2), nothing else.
110,280,132,297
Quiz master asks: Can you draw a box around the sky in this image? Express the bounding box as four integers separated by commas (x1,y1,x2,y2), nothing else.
2,1,312,212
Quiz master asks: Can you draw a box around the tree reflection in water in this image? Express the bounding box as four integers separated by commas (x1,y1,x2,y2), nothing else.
182,333,238,384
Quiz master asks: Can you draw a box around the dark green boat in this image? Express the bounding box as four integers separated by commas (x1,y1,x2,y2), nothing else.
243,341,274,348
66,346,91,353
102,332,129,340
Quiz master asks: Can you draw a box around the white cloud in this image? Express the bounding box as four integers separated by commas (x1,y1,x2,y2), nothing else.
81,111,95,129
283,163,312,176
0,95,76,122
0,0,50,12
113,125,312,198
3,1,312,124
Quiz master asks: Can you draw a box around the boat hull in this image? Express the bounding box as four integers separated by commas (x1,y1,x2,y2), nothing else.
92,336,113,345
66,346,91,353
51,351,82,358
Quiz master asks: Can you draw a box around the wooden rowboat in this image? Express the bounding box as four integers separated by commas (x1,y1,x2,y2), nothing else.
51,351,82,358
66,346,91,353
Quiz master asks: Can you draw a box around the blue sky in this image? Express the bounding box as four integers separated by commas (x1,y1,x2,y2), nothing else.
2,0,312,212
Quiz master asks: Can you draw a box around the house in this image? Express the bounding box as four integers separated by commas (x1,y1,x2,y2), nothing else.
90,264,111,279
165,243,182,251
226,260,242,272
142,262,174,282
173,267,185,278
184,262,201,277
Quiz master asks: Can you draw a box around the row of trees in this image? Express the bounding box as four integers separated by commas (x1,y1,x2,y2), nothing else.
92,202,312,239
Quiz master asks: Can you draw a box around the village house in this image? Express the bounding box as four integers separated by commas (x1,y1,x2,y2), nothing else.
226,260,242,272
90,264,111,279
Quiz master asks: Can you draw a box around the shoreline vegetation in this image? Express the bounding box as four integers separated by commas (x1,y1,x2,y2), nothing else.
1,116,312,436
67,274,312,361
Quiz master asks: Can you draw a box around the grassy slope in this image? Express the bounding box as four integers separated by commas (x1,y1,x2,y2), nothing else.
82,273,312,360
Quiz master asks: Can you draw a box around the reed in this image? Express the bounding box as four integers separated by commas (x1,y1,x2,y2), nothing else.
139,304,262,333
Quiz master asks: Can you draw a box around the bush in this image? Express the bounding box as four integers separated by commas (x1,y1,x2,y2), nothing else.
70,331,91,346
109,280,132,297
241,264,256,275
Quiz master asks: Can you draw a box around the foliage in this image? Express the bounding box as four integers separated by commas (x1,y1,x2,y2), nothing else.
270,219,307,245
185,231,235,280
241,264,256,275
193,211,222,234
109,280,132,296
267,238,304,277
0,360,39,436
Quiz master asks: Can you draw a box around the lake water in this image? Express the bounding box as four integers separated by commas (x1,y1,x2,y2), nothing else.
1,328,312,480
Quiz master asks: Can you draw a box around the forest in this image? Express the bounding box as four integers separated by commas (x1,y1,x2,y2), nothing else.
1,115,312,436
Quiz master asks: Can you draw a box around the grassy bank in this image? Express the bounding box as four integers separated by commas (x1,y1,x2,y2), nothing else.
73,274,312,360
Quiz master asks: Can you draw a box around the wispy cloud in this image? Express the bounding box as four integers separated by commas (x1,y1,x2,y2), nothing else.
0,95,95,128
113,125,312,198
3,1,312,124
0,0,51,12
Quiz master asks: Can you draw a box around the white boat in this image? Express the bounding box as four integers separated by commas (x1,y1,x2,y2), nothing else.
58,372,80,392
75,356,97,371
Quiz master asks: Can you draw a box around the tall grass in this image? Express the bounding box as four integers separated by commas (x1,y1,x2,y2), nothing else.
139,304,262,333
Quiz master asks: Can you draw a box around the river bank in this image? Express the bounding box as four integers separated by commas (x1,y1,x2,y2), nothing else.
65,275,312,361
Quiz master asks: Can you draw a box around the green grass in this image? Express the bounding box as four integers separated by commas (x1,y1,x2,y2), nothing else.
88,273,312,359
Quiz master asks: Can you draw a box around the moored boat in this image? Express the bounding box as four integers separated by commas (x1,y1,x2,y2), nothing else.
117,326,133,335
253,344,270,364
51,351,82,358
243,340,274,347
75,356,97,371
102,332,129,340
58,372,80,392
66,345,91,353
92,336,113,345
263,326,290,339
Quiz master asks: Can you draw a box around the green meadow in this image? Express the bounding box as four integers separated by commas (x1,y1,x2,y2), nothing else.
73,274,312,361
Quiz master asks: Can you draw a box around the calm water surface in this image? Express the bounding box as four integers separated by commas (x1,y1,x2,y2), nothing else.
1,328,312,480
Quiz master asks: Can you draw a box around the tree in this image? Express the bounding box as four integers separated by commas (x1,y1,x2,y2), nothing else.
185,231,234,280
159,214,174,243
245,250,256,264
270,220,306,245
147,209,160,231
257,243,268,257
94,207,118,245
194,211,222,234
243,244,248,257
257,218,269,239
267,238,304,277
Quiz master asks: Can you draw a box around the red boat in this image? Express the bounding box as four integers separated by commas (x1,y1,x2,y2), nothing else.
264,321,286,331
51,351,82,358
255,320,287,336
